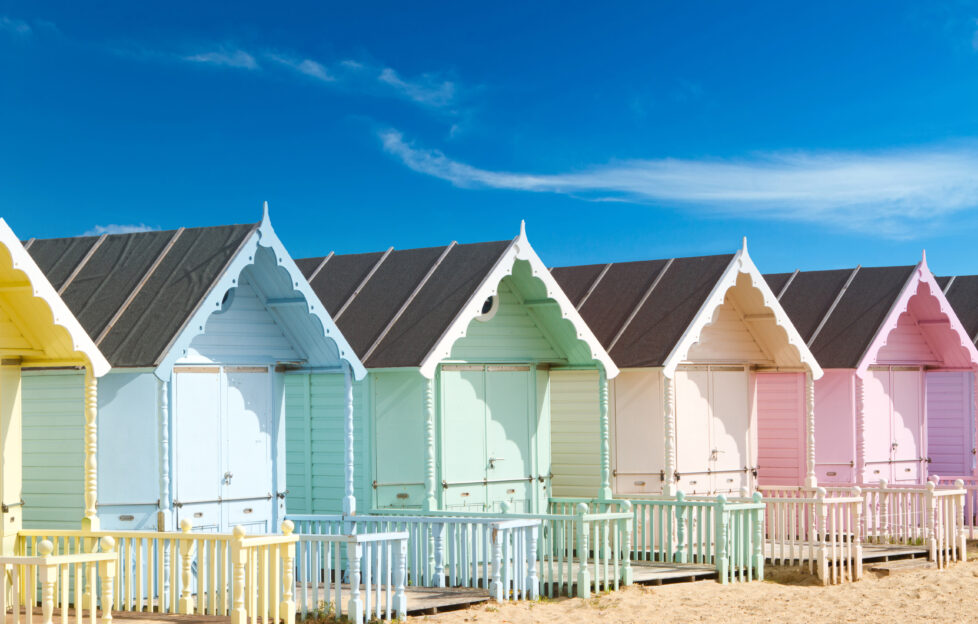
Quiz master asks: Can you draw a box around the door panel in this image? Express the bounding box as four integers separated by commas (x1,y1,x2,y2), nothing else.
441,367,487,511
173,370,222,531
711,369,749,493
926,372,974,477
223,368,273,531
862,369,893,482
374,373,426,509
613,371,662,494
486,368,531,512
890,369,922,484
675,369,712,495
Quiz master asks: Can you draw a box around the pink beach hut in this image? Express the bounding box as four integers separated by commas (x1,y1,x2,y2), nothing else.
935,274,978,478
765,253,978,486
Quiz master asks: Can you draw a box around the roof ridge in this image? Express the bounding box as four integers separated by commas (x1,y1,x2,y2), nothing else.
58,233,107,295
807,265,861,348
608,258,674,351
306,252,334,283
777,269,799,300
333,246,394,321
575,263,612,311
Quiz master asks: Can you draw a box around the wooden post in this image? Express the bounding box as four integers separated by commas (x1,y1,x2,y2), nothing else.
620,500,633,586
815,488,828,585
855,376,866,485
955,480,967,561
674,491,688,563
38,540,56,624
0,360,23,555
663,376,677,496
852,487,863,580
575,503,591,598
393,538,407,620
280,521,295,624
157,379,171,531
343,364,356,517
231,526,248,624
926,481,938,562
527,525,540,600
83,367,99,531
805,372,817,488
598,369,612,500
752,492,764,582
423,378,437,511
100,536,116,624
490,527,504,601
433,521,445,588
346,541,363,624
714,495,729,584
878,478,889,544
178,519,195,614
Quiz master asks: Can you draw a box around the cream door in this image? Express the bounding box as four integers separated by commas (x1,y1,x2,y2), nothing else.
710,367,750,494
612,370,662,494
675,368,713,494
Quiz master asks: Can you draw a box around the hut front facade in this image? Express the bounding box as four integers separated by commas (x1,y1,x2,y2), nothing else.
552,241,821,497
0,218,110,551
20,208,363,533
767,254,978,486
287,223,617,515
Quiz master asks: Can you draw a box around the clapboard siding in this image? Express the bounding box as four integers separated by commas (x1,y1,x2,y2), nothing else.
756,373,804,485
927,371,973,476
687,301,769,363
183,277,301,365
285,373,370,514
450,279,562,362
550,370,600,497
876,313,938,364
22,372,84,529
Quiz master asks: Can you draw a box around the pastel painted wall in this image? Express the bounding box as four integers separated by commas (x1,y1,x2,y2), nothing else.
550,369,601,498
755,372,805,486
926,371,974,477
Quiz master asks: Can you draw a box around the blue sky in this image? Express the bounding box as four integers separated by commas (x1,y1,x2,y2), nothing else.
3,2,978,273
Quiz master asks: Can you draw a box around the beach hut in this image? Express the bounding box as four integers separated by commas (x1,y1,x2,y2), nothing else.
20,206,364,533
767,253,978,485
0,218,110,551
287,223,617,515
550,240,821,497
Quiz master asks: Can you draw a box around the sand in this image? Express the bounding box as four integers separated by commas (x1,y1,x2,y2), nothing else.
414,551,978,624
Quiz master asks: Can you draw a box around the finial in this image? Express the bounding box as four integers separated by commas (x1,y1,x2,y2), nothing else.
520,219,526,239
741,236,748,253
921,248,928,267
262,201,270,223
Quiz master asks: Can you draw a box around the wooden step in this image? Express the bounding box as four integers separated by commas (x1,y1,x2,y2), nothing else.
868,558,937,576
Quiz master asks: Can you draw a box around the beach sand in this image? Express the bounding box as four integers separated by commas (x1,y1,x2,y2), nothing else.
414,549,978,623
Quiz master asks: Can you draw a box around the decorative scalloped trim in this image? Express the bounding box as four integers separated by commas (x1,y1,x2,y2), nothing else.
661,243,823,380
418,226,619,379
0,218,110,376
154,211,367,381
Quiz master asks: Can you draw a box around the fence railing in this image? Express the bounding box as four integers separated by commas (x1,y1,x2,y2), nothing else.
295,530,408,623
755,487,863,584
0,538,117,624
551,492,765,584
937,476,978,539
290,504,627,599
231,523,298,624
16,520,298,622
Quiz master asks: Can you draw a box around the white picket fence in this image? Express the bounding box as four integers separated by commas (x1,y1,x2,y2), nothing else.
937,476,978,538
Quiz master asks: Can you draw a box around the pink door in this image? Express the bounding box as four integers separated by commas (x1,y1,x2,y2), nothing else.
926,372,974,478
755,373,804,486
890,368,923,484
862,369,894,483
814,371,856,483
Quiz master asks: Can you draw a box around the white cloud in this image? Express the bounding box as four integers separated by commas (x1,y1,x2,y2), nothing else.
378,68,455,107
266,53,333,81
0,16,32,36
84,224,156,236
184,48,258,70
380,130,978,237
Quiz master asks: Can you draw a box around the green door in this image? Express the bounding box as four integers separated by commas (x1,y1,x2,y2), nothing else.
441,364,534,512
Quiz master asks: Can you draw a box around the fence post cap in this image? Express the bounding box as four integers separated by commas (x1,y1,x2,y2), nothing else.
879,478,888,488
930,474,941,484
815,487,827,498
100,535,116,552
621,499,633,512
576,502,589,515
716,494,727,504
675,490,686,502
281,519,295,535
752,491,763,503
926,481,936,492
955,479,965,489
233,525,247,538
852,485,862,497
180,518,193,533
38,540,54,557
501,501,513,514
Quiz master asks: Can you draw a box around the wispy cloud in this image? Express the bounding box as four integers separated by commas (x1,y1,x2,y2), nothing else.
0,16,32,37
266,53,333,81
380,130,978,237
377,68,455,107
183,47,258,70
84,224,156,236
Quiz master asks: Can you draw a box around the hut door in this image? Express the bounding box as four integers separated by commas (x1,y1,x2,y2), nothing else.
926,372,974,477
710,367,750,494
223,367,273,532
441,364,533,512
674,368,712,495
173,367,223,531
890,368,923,484
862,369,893,482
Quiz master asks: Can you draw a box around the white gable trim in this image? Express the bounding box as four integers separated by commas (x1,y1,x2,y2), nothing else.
661,239,823,380
0,218,111,376
153,207,366,381
418,222,619,380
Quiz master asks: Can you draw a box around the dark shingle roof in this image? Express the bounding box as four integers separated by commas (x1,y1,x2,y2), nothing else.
937,275,978,344
26,223,258,367
300,240,512,368
551,254,734,367
765,266,914,368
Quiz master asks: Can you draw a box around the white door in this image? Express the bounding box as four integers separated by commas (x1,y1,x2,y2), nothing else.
223,367,273,532
710,368,750,493
613,370,662,494
675,368,713,495
173,368,223,531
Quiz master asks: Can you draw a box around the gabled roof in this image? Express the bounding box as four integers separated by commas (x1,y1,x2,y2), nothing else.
937,274,978,345
24,207,365,379
299,223,618,378
769,255,978,372
553,241,821,377
0,219,110,375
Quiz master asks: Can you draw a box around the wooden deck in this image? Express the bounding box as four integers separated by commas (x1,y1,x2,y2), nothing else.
631,560,717,585
764,542,929,564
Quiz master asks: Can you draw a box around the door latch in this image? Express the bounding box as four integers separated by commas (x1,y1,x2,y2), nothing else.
710,449,724,461
488,457,504,469
223,471,233,485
